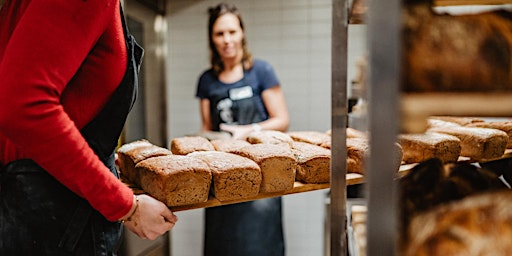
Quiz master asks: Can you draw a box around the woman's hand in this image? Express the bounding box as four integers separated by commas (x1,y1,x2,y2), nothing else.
220,123,254,140
122,194,178,240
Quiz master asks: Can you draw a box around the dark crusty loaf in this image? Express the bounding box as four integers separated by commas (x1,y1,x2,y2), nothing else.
233,143,296,193
188,151,262,201
291,141,331,184
117,140,172,186
170,136,215,155
428,119,508,161
399,132,461,164
246,130,294,145
210,139,251,153
136,155,212,207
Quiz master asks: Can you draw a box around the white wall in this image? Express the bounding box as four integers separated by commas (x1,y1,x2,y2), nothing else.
164,1,367,255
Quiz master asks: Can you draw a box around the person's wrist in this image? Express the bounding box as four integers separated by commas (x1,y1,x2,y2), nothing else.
121,195,139,223
251,123,262,132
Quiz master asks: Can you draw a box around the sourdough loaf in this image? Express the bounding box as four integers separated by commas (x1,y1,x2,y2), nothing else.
246,130,294,145
117,140,172,186
287,131,331,147
210,139,251,153
466,121,512,148
136,155,212,207
428,119,508,161
170,136,215,155
291,141,331,183
233,143,296,193
398,132,461,164
188,151,262,201
346,137,403,174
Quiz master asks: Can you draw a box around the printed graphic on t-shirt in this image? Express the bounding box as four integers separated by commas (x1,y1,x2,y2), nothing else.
217,98,234,124
229,86,253,101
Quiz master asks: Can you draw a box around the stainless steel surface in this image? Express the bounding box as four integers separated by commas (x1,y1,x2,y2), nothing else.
366,0,401,255
330,0,349,255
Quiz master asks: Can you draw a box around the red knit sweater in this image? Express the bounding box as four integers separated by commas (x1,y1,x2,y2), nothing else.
0,0,133,221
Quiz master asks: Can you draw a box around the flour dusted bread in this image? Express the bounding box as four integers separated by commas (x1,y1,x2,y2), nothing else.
136,155,212,207
188,151,261,201
291,141,331,184
428,119,508,161
399,132,461,164
466,121,512,148
287,131,331,147
246,130,294,145
117,140,171,186
346,137,403,174
170,136,215,155
210,139,251,153
233,143,296,193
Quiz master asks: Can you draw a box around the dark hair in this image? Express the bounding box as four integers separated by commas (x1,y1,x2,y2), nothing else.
208,3,253,77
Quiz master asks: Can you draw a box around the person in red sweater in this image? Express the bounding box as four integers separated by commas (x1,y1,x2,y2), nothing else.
0,0,177,255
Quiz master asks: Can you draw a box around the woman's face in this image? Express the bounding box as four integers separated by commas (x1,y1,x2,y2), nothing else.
211,13,244,62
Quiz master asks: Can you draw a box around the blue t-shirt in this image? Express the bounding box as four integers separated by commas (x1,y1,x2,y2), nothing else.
196,59,280,131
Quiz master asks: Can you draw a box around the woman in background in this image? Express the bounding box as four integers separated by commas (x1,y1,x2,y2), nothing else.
196,3,289,256
0,1,177,255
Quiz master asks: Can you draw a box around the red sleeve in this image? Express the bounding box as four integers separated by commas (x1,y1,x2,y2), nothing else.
0,0,133,221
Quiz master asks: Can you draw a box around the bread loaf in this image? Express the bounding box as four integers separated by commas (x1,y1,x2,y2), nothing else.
246,130,294,145
291,141,331,184
346,137,403,174
399,132,461,164
428,119,508,161
136,155,212,207
287,131,331,147
170,136,215,155
117,140,171,186
466,121,512,148
210,139,251,153
233,143,296,193
188,151,262,201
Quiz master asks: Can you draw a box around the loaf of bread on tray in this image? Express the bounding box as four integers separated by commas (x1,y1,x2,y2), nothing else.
188,151,262,201
346,137,403,174
428,119,508,161
136,155,212,207
117,140,172,186
398,132,461,164
466,121,512,149
233,143,296,193
291,141,331,183
287,131,331,147
210,139,251,153
170,136,215,155
246,130,294,145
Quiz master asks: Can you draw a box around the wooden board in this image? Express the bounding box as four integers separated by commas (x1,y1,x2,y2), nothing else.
126,173,365,212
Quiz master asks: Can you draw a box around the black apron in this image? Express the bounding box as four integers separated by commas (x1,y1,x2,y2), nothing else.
0,4,143,256
204,73,285,256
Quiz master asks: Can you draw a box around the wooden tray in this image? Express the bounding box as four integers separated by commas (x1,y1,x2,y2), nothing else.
125,173,364,212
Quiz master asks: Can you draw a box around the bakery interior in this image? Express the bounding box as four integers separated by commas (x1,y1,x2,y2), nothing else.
119,0,512,255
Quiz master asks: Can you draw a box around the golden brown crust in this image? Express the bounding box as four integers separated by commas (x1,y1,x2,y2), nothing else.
188,151,262,201
291,141,331,183
246,130,294,145
287,131,331,146
170,136,215,155
399,132,461,164
210,139,251,153
136,155,212,207
233,143,296,193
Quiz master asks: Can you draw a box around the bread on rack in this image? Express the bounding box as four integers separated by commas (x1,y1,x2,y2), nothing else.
429,116,485,126
398,132,461,164
427,119,508,161
466,120,512,149
136,155,212,207
322,128,367,149
290,141,331,184
347,137,403,174
170,136,215,155
188,151,262,201
116,140,172,186
232,143,296,193
402,0,512,92
210,138,251,153
287,131,331,147
246,130,294,145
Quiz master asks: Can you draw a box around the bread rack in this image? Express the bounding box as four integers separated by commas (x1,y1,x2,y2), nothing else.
335,0,512,255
